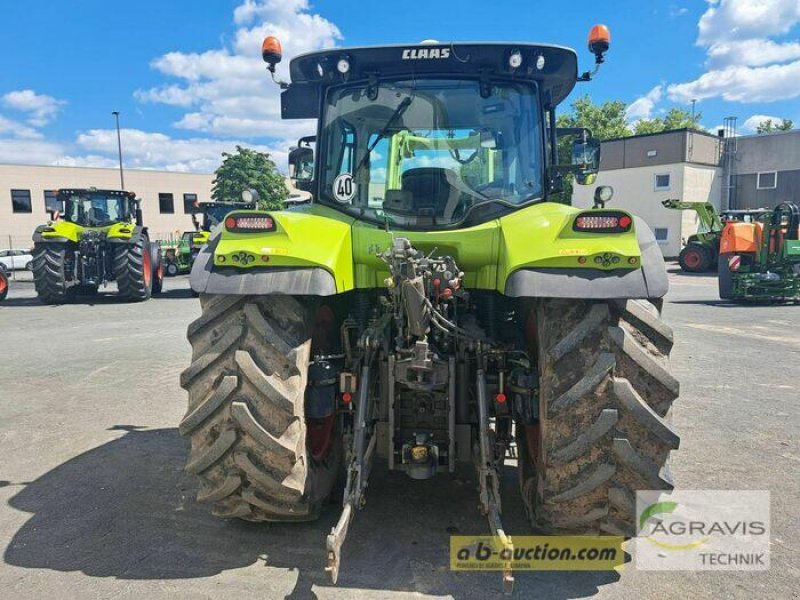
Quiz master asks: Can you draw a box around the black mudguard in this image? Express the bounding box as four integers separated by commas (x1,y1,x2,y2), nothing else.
190,235,337,296
504,218,669,300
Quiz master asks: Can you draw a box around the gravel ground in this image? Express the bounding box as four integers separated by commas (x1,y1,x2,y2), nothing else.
0,267,797,600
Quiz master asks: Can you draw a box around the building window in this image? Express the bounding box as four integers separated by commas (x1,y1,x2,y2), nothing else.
654,174,671,191
183,193,198,214
654,227,669,243
756,171,777,190
11,189,32,213
159,193,175,214
44,190,59,212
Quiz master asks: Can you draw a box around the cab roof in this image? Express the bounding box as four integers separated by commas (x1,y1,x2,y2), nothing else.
57,188,134,198
282,42,578,119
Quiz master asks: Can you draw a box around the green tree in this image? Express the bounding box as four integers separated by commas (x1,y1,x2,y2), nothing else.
211,146,288,210
633,108,703,136
756,118,794,134
556,95,631,141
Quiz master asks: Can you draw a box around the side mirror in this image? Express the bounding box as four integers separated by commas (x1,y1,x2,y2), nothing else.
572,137,600,185
593,185,614,209
289,146,314,193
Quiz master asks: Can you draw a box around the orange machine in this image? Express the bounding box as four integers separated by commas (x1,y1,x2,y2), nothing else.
719,221,763,254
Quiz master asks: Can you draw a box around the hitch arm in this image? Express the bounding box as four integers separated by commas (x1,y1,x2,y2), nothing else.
476,369,515,593
325,363,375,583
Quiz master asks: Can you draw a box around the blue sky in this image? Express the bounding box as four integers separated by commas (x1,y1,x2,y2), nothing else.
0,0,798,172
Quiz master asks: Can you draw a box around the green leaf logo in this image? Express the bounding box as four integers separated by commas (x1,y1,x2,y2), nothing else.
639,501,678,530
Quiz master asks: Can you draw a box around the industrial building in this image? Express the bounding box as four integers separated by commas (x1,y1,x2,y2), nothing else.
0,163,214,249
572,127,800,258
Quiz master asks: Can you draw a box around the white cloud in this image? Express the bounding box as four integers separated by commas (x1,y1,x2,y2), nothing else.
625,85,663,121
1,89,66,126
669,6,689,18
742,113,791,132
698,0,800,45
669,0,800,104
668,60,800,102
0,113,43,139
74,128,288,173
135,0,341,139
0,138,66,164
706,38,800,68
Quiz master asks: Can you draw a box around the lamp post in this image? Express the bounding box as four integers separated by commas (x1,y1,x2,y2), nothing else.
112,111,125,189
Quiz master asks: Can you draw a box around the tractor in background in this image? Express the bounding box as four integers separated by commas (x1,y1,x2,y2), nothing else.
718,202,800,301
31,188,163,303
663,199,772,273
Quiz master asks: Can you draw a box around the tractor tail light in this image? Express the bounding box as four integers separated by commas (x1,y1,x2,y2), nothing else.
224,213,276,233
573,211,633,233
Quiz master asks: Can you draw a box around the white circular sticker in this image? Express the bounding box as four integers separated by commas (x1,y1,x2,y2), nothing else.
332,173,356,203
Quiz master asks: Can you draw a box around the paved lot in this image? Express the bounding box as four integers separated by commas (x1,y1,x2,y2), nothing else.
0,268,798,599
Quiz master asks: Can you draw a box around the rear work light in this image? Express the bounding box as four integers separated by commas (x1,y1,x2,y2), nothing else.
573,211,633,233
224,214,276,233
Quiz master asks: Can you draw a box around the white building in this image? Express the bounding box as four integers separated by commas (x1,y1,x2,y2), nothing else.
572,129,723,258
0,163,214,249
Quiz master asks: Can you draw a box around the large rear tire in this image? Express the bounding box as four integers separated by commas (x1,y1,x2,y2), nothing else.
179,294,340,521
114,236,153,302
32,244,68,304
518,298,680,536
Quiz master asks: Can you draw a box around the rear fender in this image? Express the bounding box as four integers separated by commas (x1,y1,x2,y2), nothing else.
191,208,353,296
504,217,669,299
105,224,146,244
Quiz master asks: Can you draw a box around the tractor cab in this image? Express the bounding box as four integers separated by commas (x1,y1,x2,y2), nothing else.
275,41,605,229
55,189,141,229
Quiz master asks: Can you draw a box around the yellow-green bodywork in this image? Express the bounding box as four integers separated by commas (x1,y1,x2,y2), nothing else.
40,219,139,243
212,202,641,294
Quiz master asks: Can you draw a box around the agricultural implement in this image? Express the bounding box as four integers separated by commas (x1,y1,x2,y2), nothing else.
31,188,163,303
718,202,800,302
662,199,771,272
180,28,680,591
161,232,196,276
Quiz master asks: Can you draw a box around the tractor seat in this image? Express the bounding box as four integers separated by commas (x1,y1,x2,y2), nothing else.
400,167,463,221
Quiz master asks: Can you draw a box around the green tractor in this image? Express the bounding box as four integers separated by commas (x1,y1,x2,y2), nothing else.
181,29,680,590
662,199,723,272
718,202,800,301
662,199,771,273
32,188,163,303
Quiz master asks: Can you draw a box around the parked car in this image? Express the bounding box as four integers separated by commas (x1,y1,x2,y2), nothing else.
0,249,33,271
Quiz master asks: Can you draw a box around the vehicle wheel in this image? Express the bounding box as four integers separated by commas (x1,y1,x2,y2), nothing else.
32,244,69,304
518,298,680,536
0,271,8,302
718,253,735,300
114,236,152,302
179,295,341,521
150,243,164,295
678,244,711,272
25,261,33,271
165,262,180,277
